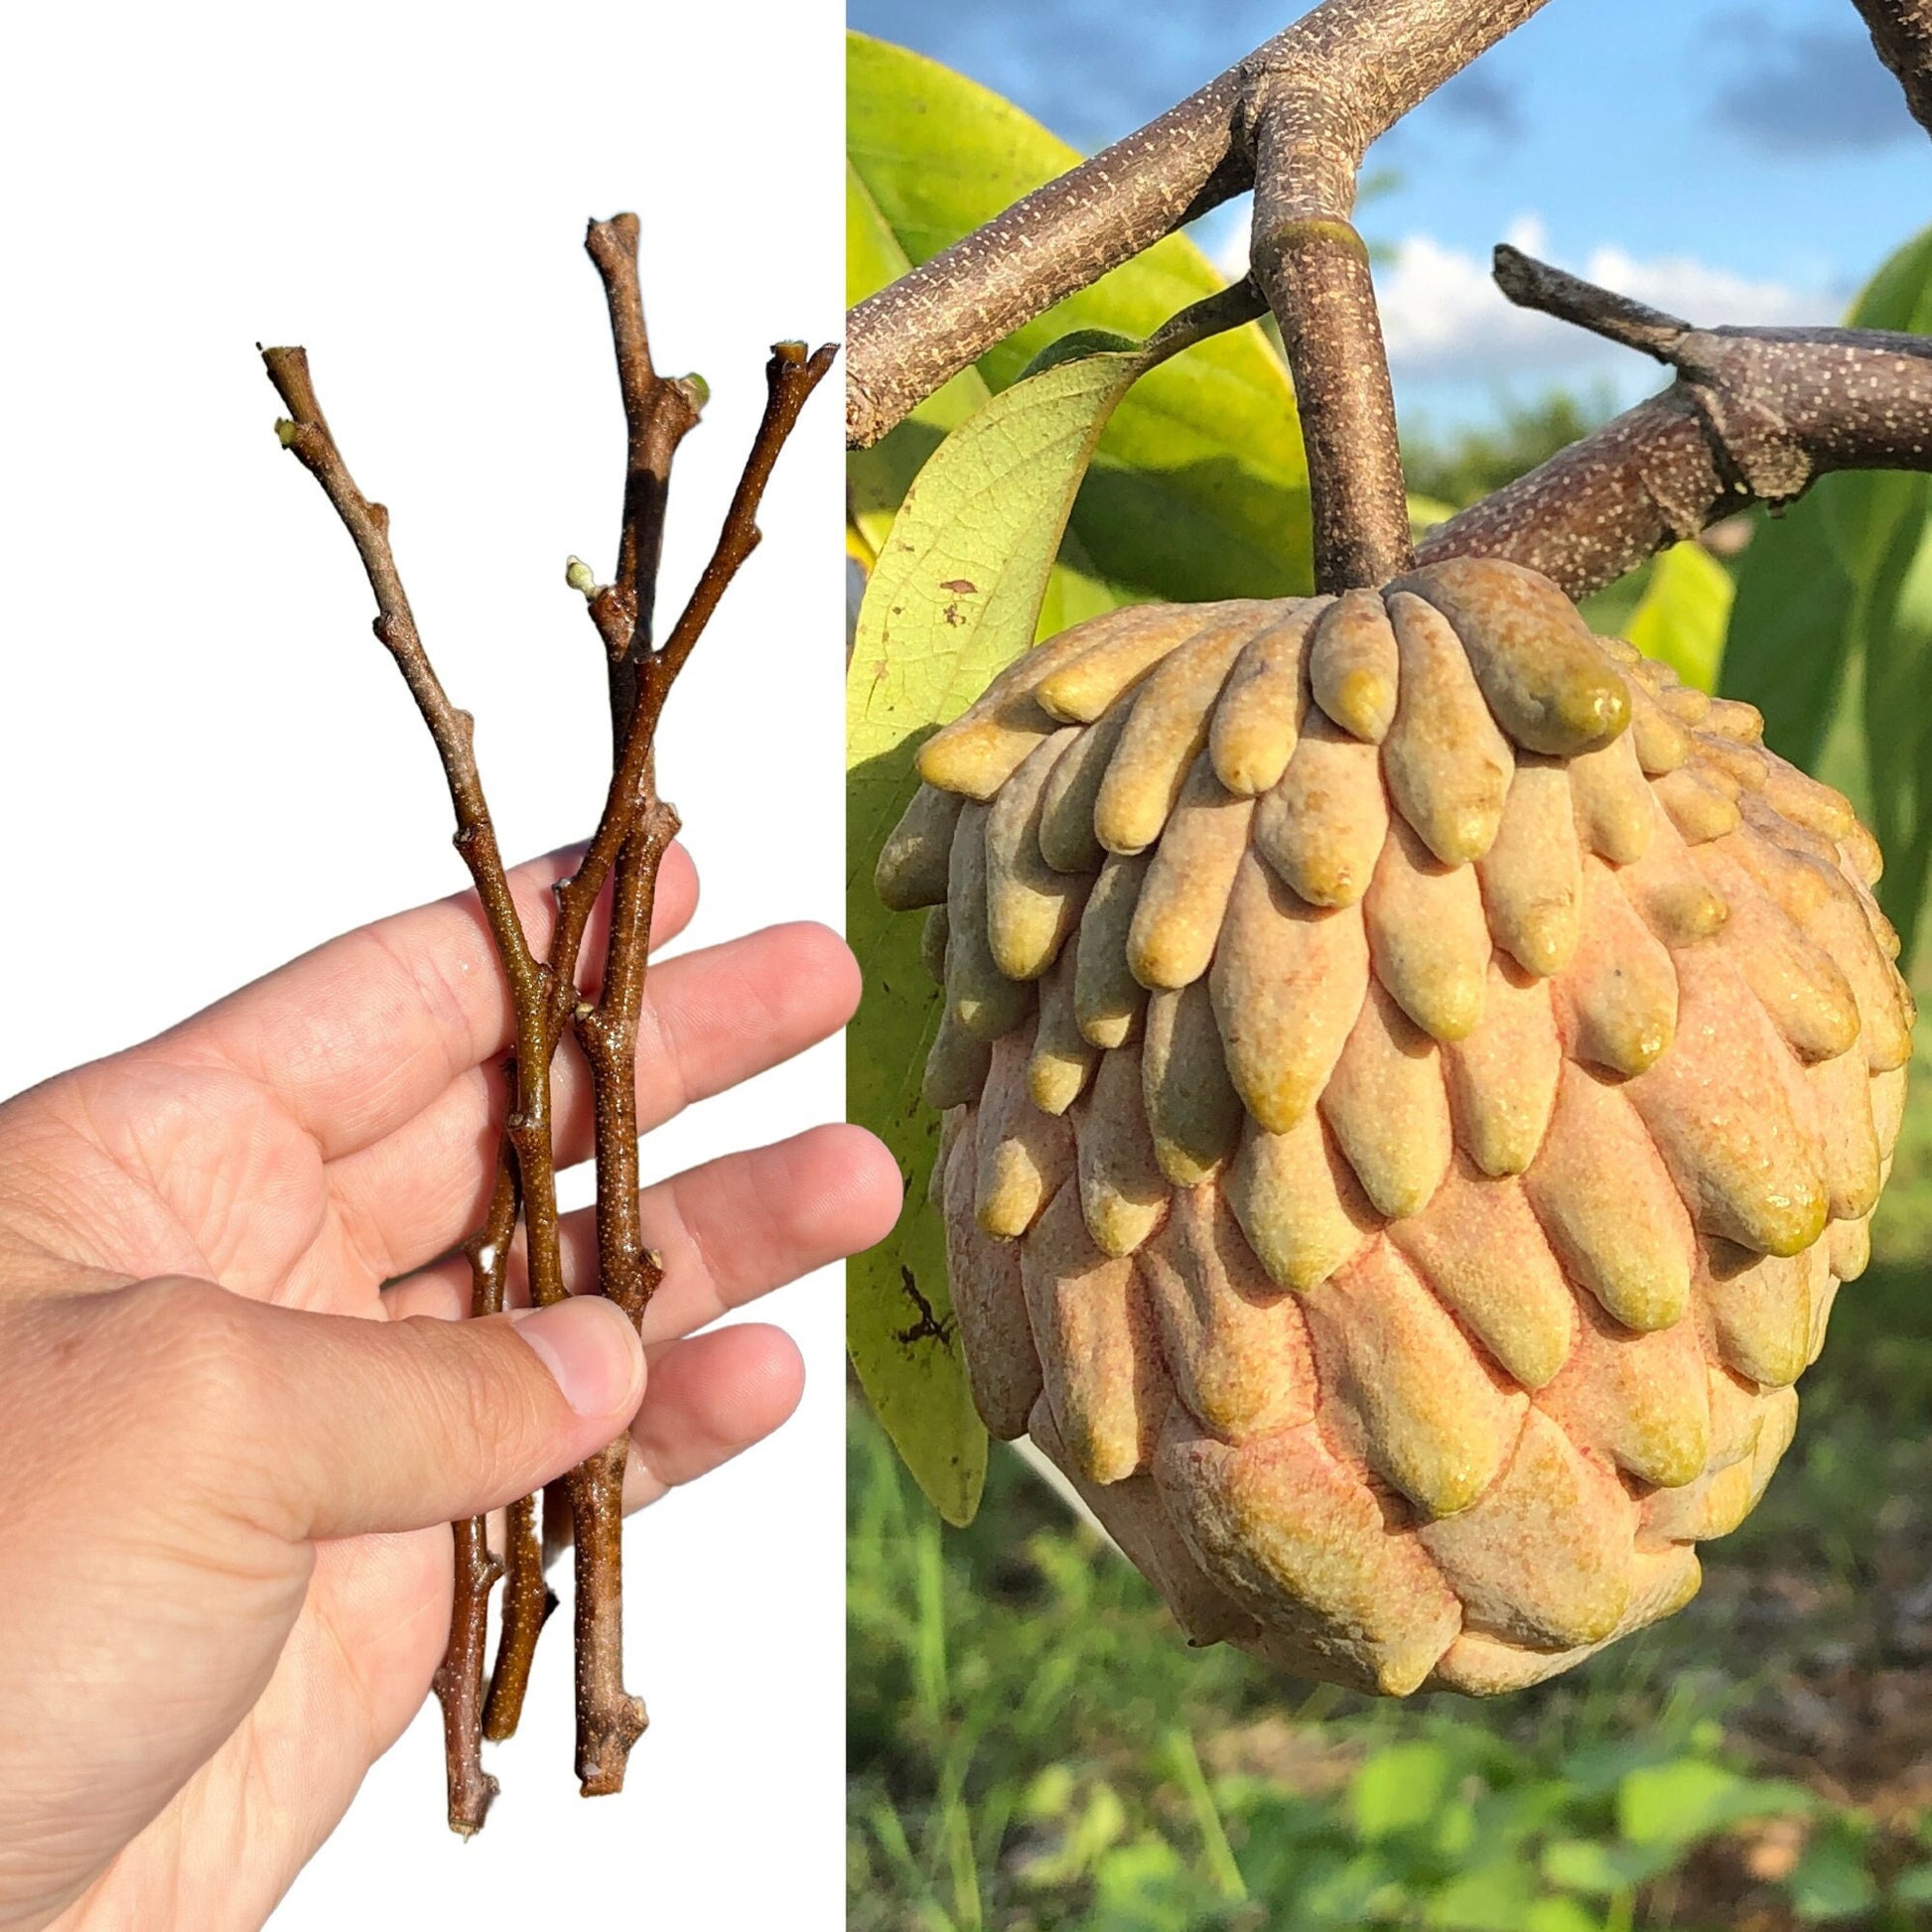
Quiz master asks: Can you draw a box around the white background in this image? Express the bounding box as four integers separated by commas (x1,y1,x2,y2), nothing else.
0,4,845,1926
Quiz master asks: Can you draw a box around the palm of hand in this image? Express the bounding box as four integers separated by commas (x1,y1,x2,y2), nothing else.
0,848,891,1930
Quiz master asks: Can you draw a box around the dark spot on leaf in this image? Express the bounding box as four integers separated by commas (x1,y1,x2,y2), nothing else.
896,1267,956,1351
939,579,978,596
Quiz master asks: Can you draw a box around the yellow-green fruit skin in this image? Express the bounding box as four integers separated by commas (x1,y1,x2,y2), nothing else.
887,557,1915,1696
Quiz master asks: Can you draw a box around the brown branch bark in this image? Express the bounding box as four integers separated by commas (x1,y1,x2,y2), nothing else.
1852,0,1932,135
271,233,832,1827
431,1515,503,1835
556,336,836,1798
483,214,704,1766
263,349,566,1838
1415,246,1932,597
481,1489,554,1741
479,293,834,1791
846,0,1551,450
1252,213,1409,588
434,1158,521,1803
1243,0,1541,587
583,213,705,746
264,351,544,1007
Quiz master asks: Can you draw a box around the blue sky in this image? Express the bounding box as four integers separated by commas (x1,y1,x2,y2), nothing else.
850,0,1932,427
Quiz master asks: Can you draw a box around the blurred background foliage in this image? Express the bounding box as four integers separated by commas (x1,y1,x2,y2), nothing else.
849,33,1932,1928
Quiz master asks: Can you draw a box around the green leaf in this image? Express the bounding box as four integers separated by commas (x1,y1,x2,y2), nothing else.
1892,1861,1932,1904
1724,223,1932,969
1615,1760,1811,1849
1522,1902,1603,1932
1623,540,1732,692
1540,1837,1676,1896
847,307,1245,1521
1788,1816,1877,1921
1856,472,1932,967
844,747,985,1525
1349,1742,1452,1843
1723,494,1857,774
1421,1859,1538,1930
845,156,1113,637
846,30,1312,605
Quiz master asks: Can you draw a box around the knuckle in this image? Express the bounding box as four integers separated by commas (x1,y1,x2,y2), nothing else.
106,1277,277,1513
118,1277,265,1432
414,1316,555,1501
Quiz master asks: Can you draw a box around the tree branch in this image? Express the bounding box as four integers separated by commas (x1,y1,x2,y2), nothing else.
582,212,705,745
269,228,832,1828
561,337,833,1797
1244,0,1546,586
263,347,568,1837
845,0,1551,450
481,213,704,1775
1852,0,1932,136
1416,246,1932,597
436,1157,521,1812
481,323,835,1797
263,350,543,1006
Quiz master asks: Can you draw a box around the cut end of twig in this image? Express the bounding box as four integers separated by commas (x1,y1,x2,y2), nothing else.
577,1696,649,1798
586,210,641,256
446,1769,500,1838
1492,243,1689,361
674,371,710,411
565,555,599,599
771,339,840,387
273,418,299,448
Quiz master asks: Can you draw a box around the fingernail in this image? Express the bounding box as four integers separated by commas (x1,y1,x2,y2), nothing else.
509,1300,641,1417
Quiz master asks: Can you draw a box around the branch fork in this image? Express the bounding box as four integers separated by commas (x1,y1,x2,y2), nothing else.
848,0,1932,605
266,217,832,1833
1419,243,1932,595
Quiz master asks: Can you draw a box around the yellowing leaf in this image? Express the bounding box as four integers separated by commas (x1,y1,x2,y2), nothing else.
848,299,1255,1523
847,30,1312,605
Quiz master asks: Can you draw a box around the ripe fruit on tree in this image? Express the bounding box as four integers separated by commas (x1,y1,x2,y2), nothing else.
877,557,1914,1696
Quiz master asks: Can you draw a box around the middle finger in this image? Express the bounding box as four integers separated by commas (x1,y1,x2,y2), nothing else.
328,921,860,1282
374,1121,901,1343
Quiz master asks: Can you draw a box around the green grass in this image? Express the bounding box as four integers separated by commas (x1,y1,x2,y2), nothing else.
850,1013,1932,1931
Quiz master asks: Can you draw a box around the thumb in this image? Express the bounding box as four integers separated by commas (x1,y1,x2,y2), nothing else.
114,1280,645,1543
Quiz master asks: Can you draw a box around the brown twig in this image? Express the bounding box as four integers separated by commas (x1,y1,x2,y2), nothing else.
542,217,693,1795
1242,0,1539,586
845,0,1551,450
263,348,565,1837
475,225,834,1793
1416,246,1932,597
582,213,706,747
272,230,834,1825
431,1158,519,1811
483,214,705,1759
1252,211,1409,589
481,1489,555,1742
554,330,837,1798
430,1515,503,1835
1852,0,1932,136
263,351,545,1007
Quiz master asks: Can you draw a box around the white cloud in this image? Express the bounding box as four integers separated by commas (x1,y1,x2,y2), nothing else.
1214,212,1843,389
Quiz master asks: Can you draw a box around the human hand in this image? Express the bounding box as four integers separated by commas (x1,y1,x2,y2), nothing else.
0,846,898,1932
